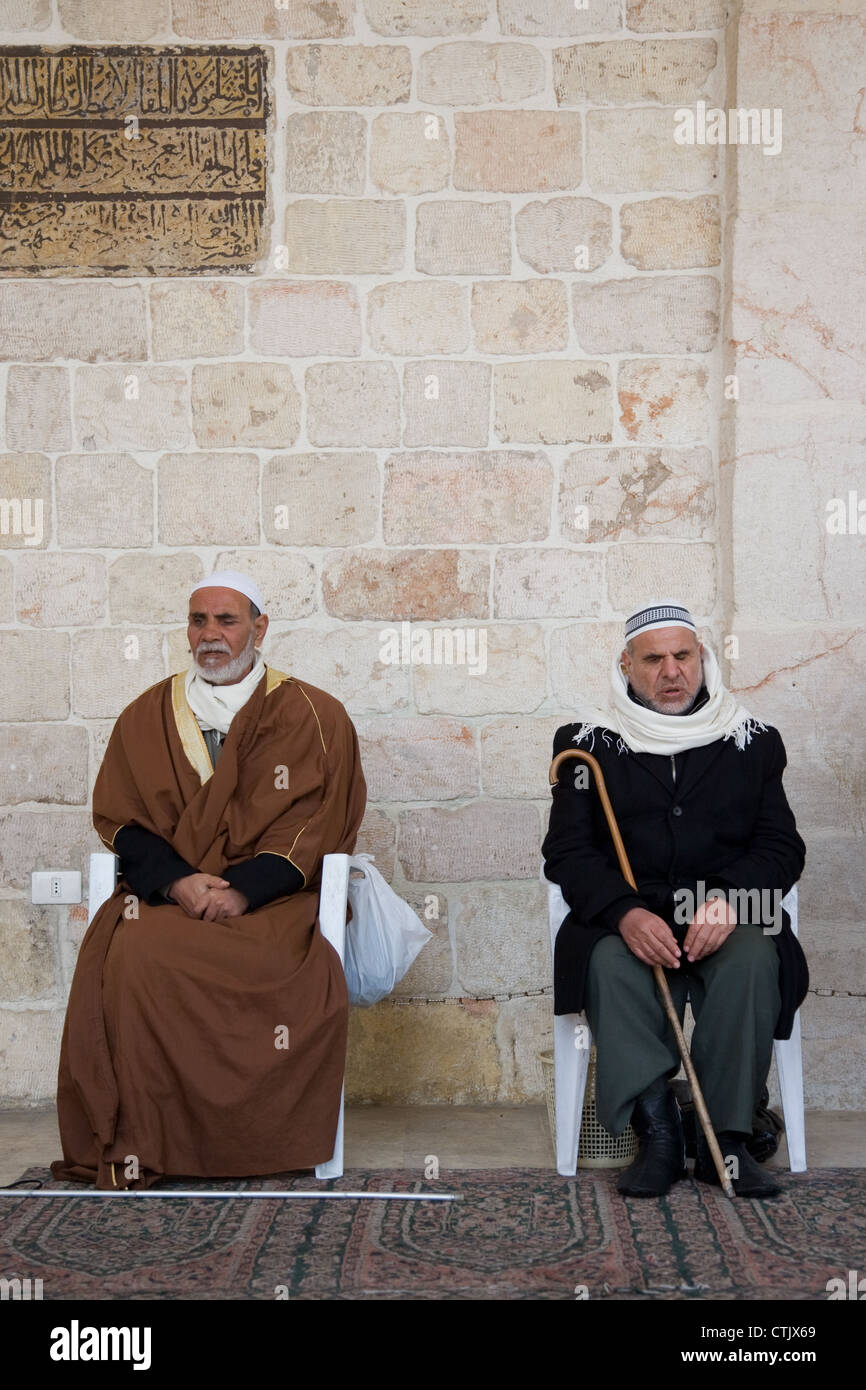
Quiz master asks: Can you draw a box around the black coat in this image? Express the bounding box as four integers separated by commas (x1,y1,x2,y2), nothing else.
542,720,808,1039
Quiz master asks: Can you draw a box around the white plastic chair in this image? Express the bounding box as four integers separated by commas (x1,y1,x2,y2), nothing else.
544,873,806,1176
87,849,354,1180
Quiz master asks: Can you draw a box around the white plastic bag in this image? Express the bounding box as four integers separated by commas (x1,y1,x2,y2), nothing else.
344,854,432,1006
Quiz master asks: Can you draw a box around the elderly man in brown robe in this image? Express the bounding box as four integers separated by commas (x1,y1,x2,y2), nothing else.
52,570,366,1190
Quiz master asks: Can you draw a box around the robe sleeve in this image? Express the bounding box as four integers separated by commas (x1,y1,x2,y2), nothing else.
114,824,196,906
542,724,649,929
223,853,304,911
247,693,367,890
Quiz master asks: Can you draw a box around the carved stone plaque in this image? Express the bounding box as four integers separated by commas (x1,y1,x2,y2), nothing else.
0,46,269,275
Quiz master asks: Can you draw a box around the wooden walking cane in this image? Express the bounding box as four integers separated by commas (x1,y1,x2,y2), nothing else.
549,747,736,1199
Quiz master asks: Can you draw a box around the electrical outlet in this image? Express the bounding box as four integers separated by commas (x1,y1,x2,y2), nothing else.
31,871,82,905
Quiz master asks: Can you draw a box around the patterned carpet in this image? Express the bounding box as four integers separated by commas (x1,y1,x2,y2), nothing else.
1,1166,863,1300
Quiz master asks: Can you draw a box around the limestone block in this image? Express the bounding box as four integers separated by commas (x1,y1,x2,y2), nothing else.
109,553,204,624
621,196,720,269
322,548,489,621
248,281,361,357
498,0,622,36
606,540,717,613
418,42,545,104
496,994,552,1101
0,725,89,806
617,358,711,443
626,0,730,29
494,360,612,444
415,200,511,275
729,626,866,834
515,196,612,274
71,629,165,719
6,367,71,452
56,454,152,549
370,112,450,194
306,362,400,446
493,548,605,618
16,553,105,627
345,999,501,1104
384,450,552,543
549,621,625,712
731,208,866,405
0,901,56,1000
402,360,490,448
365,0,487,33
0,631,69,720
286,111,366,195
0,453,50,550
455,111,583,192
0,810,95,891
391,903,453,997
262,452,378,547
559,445,715,542
157,453,259,545
452,880,549,994
0,1009,65,1103
58,0,170,37
214,549,316,620
286,44,410,105
554,39,718,105
283,200,405,275
75,367,189,452
587,109,719,192
150,282,243,360
0,0,50,29
0,557,11,619
172,0,354,36
414,624,546,715
736,16,866,205
0,283,146,362
367,281,468,355
355,716,478,800
400,806,542,878
800,994,866,1111
730,415,865,624
191,363,301,448
355,807,396,880
472,280,569,354
573,276,719,354
268,627,411,713
480,716,564,798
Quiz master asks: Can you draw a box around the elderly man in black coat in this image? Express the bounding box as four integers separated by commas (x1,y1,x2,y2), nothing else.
542,600,807,1199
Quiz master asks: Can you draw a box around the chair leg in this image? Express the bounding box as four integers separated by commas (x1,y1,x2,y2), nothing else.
554,1014,591,1176
775,1012,807,1172
315,1084,345,1180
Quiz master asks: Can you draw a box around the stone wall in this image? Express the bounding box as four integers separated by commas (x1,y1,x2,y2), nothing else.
0,0,862,1109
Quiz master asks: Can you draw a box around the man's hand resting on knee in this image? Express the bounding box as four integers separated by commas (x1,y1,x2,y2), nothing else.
683,895,737,962
618,907,682,968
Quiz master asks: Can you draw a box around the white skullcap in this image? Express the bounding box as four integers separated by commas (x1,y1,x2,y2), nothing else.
191,570,266,614
625,599,696,641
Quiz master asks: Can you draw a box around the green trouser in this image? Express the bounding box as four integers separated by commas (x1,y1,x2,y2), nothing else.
584,926,781,1137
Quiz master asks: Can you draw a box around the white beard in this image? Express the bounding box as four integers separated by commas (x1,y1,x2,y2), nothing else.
194,629,257,686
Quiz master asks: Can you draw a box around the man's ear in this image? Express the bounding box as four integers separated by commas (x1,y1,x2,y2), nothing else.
254,613,269,645
620,645,631,674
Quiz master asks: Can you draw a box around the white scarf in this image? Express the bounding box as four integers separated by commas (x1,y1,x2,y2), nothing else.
185,649,267,735
573,642,766,756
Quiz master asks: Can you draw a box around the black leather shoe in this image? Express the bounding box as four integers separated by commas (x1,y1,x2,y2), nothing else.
616,1084,687,1198
695,1130,782,1198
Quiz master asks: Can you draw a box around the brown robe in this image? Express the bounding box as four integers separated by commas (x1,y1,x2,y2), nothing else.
51,666,366,1190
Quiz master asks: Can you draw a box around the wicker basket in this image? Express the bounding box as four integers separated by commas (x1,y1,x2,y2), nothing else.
539,1046,638,1169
